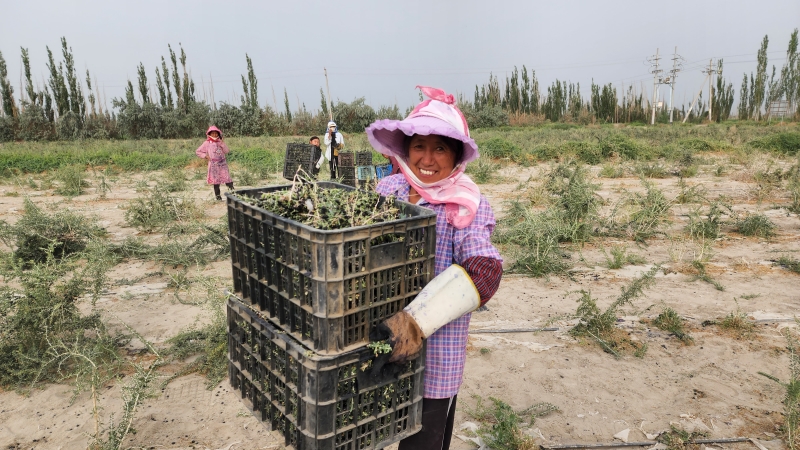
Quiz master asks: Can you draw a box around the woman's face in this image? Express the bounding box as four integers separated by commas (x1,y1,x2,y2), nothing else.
209,131,220,139
407,134,457,183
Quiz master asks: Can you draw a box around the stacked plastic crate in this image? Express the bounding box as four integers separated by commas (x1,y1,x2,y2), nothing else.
337,151,375,188
283,143,322,181
337,152,356,187
225,182,437,449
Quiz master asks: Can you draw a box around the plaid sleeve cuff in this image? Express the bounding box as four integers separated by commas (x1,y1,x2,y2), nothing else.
463,256,502,306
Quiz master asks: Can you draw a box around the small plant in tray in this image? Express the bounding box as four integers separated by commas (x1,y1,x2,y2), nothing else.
235,171,402,230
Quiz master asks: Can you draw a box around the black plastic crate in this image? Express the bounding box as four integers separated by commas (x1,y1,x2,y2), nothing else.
226,182,436,354
355,151,373,166
339,151,355,167
228,297,423,450
339,166,357,187
284,143,322,180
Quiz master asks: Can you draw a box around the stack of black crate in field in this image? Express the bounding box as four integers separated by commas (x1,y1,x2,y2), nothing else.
225,182,437,450
337,151,375,188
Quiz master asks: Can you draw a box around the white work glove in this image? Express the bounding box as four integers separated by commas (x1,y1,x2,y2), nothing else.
369,265,479,366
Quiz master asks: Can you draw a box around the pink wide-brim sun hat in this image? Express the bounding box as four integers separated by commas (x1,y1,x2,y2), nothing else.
366,87,479,165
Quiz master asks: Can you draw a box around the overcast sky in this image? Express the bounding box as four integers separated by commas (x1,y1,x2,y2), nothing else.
1,0,798,114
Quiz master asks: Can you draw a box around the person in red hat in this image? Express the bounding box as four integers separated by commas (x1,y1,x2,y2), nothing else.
195,125,234,200
367,86,503,450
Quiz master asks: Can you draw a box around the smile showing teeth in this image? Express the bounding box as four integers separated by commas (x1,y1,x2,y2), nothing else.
419,169,434,176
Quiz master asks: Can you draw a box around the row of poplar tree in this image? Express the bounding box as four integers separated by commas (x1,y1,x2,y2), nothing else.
0,32,798,141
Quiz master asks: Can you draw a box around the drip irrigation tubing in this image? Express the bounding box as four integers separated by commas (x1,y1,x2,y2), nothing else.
541,437,751,449
469,327,559,334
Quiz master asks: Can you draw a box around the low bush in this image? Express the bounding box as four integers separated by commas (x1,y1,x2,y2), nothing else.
0,246,119,388
124,187,203,233
653,307,693,344
570,266,659,357
478,137,521,159
53,164,90,197
749,132,800,154
602,245,646,269
0,199,105,263
165,280,228,388
734,213,776,238
467,159,500,184
466,395,558,450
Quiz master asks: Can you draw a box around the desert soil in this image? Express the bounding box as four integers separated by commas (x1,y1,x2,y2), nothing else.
0,154,798,450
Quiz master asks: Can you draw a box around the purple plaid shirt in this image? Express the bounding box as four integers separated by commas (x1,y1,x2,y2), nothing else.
376,174,502,398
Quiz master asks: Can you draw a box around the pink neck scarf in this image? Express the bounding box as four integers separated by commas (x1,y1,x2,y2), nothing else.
395,157,481,229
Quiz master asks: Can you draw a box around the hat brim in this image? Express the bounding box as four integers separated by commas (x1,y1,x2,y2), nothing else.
366,116,479,165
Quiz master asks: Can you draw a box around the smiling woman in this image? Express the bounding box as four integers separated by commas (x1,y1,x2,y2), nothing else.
365,86,504,450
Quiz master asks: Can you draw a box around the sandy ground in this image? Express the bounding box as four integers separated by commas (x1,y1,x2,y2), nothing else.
0,155,798,450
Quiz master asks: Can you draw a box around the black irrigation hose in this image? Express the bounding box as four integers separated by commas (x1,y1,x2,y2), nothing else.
469,327,560,334
541,437,751,449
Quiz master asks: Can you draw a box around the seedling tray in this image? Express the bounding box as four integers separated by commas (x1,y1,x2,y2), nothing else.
228,297,424,450
284,143,322,180
226,182,436,354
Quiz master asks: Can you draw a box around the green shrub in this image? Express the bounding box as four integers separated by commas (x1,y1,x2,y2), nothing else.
599,163,626,178
749,132,800,154
734,213,776,238
465,105,510,129
0,199,105,263
599,134,650,160
545,162,599,243
635,162,669,178
532,144,561,161
479,137,520,159
570,266,659,356
653,307,693,344
675,180,707,204
165,284,228,388
687,202,730,240
678,138,716,152
494,202,570,277
53,164,90,197
466,159,500,184
776,256,800,273
159,166,188,192
124,187,202,232
0,246,118,387
602,245,646,269
466,396,557,450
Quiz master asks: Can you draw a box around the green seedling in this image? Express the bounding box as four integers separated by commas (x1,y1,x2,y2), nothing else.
367,341,392,357
653,307,694,344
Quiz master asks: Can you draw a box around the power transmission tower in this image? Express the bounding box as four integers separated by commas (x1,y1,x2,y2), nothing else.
647,48,662,125
667,47,684,123
702,59,716,121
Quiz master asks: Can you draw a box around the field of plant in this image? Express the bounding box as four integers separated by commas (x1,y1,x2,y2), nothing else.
0,122,799,450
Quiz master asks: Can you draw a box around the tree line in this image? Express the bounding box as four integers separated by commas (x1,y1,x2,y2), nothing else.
0,31,798,142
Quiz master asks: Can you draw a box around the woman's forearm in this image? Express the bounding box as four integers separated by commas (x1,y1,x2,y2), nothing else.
462,256,502,306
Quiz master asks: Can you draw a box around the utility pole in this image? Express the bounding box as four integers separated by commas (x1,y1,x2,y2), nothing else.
702,59,716,122
648,48,662,125
324,68,333,121
668,47,684,124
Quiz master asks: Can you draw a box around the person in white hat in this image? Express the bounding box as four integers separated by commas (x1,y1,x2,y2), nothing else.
366,86,503,450
316,121,345,179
